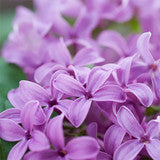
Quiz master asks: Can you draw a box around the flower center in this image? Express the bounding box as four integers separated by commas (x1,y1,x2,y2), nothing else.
85,92,92,100
149,64,157,71
58,150,67,157
49,100,58,107
25,131,32,140
140,136,150,143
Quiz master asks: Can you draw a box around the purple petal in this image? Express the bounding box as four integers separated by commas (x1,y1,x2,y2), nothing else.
73,48,104,66
68,97,92,128
0,119,25,141
126,83,153,107
24,150,59,160
66,136,100,159
47,114,64,150
97,151,112,160
8,80,50,109
104,125,126,155
98,30,128,57
87,122,97,138
146,120,159,138
152,70,160,99
0,108,21,123
20,100,42,131
69,65,90,85
8,139,29,160
56,99,73,118
146,139,160,160
113,140,144,160
53,74,86,97
93,85,126,102
34,62,65,86
74,8,98,38
117,106,145,138
86,67,113,94
137,32,154,64
29,130,50,151
117,55,136,85
49,38,72,66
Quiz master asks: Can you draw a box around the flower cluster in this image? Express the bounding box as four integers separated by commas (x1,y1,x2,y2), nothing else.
0,0,160,160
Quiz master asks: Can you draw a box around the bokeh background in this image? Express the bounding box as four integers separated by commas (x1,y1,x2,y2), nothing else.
0,0,32,49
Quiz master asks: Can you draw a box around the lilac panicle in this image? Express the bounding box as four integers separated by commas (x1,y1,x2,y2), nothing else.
1,1,160,159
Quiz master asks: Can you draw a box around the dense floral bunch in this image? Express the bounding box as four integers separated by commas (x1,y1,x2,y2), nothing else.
0,0,160,160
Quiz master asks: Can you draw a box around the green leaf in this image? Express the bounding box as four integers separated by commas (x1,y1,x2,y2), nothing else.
146,105,160,116
0,138,17,160
0,57,26,112
0,10,15,49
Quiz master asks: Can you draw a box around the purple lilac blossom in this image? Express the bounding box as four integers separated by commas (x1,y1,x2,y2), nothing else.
0,0,160,160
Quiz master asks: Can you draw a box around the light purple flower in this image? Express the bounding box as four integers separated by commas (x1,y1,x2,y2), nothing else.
137,32,160,99
24,114,100,160
113,55,153,107
8,80,71,119
0,101,50,160
34,38,104,86
53,67,126,127
114,106,160,160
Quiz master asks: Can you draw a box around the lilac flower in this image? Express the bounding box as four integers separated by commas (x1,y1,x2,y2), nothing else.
97,30,129,64
137,32,160,99
53,67,126,127
8,80,71,119
114,106,160,160
24,114,100,160
34,0,84,18
34,38,104,86
86,0,133,22
87,122,126,160
0,101,49,160
113,55,153,107
2,6,51,79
